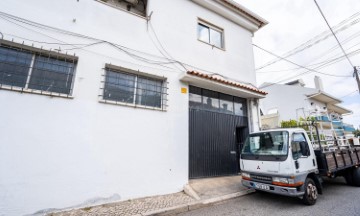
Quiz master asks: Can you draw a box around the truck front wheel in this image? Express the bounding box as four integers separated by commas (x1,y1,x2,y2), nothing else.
352,167,360,187
302,178,318,205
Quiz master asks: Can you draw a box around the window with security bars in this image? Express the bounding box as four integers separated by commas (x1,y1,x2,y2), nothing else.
103,67,167,109
0,44,77,96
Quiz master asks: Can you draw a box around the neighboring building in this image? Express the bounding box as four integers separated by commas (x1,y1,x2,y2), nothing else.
259,76,355,146
0,0,267,215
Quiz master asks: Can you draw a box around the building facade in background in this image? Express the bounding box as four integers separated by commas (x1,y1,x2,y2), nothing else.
260,76,355,145
0,0,267,215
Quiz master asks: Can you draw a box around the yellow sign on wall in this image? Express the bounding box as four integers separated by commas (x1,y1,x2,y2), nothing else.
181,87,187,94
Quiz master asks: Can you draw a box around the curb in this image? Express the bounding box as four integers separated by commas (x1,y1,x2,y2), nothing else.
141,188,255,216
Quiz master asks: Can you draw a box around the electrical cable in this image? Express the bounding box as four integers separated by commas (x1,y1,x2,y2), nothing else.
0,11,179,65
314,0,354,68
2,33,89,45
339,90,359,98
0,14,180,67
147,21,188,72
256,11,360,70
257,47,360,74
0,10,260,88
253,44,352,78
257,29,360,74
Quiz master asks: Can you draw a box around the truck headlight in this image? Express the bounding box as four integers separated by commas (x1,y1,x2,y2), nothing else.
241,172,251,180
272,177,303,187
272,177,289,184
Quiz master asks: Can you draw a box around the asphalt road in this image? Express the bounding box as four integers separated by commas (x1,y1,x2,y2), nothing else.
179,178,360,216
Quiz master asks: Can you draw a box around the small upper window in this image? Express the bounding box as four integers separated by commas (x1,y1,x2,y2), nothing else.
0,42,77,96
197,20,224,49
103,66,167,110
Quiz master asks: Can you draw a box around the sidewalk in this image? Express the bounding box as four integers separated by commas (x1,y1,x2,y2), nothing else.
48,176,253,216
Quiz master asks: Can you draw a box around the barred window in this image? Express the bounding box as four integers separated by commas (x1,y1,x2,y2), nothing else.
0,47,32,88
103,67,167,110
0,42,77,96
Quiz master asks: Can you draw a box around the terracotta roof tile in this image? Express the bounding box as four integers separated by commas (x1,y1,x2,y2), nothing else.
187,71,267,95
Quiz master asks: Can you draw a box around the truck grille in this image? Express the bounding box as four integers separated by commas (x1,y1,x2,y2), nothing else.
250,174,272,183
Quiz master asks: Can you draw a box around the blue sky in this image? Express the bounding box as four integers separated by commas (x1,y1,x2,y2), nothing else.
236,0,360,128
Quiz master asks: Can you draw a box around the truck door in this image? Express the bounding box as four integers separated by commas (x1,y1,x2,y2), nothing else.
291,132,316,174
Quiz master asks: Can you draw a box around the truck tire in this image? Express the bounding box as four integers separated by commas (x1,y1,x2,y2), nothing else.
302,178,318,205
352,167,360,187
344,169,355,186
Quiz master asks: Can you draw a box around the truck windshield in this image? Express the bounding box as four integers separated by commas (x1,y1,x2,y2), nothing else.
241,131,289,161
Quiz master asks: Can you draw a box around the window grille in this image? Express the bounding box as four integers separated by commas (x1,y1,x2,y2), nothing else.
101,66,168,110
0,40,77,97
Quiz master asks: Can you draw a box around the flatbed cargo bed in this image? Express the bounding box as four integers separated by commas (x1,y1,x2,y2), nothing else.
315,148,360,176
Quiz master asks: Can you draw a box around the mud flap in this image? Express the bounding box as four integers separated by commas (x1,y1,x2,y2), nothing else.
314,176,323,195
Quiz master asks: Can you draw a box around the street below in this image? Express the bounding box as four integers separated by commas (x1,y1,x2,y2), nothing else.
179,177,360,216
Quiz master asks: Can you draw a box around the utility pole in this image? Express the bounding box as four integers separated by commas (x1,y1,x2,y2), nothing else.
355,66,360,94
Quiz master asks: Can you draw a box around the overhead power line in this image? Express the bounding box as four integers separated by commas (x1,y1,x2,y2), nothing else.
258,28,360,74
253,44,352,78
313,0,354,68
257,47,360,74
256,10,360,70
340,89,359,98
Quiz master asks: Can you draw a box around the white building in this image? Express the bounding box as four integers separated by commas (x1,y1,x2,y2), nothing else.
259,77,354,143
0,0,267,215
260,77,352,125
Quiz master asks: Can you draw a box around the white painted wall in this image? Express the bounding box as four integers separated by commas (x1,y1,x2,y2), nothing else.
260,83,318,122
0,0,261,215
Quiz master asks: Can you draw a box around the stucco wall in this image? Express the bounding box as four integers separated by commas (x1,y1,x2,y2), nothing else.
0,0,259,215
260,83,318,122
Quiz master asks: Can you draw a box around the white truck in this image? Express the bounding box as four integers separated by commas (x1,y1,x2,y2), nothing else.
240,126,360,205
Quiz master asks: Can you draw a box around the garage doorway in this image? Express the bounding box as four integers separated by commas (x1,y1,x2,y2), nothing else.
189,86,249,179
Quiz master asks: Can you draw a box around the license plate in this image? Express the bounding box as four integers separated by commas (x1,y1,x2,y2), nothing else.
254,183,270,190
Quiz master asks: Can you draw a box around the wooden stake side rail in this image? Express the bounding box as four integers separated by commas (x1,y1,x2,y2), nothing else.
320,147,360,174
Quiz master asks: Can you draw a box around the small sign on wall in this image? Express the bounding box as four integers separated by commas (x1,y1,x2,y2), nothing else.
181,87,187,94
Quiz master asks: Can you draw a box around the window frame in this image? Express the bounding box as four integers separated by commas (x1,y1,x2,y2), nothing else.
100,64,168,111
189,86,247,116
291,132,311,159
197,18,225,50
95,0,148,19
0,40,78,98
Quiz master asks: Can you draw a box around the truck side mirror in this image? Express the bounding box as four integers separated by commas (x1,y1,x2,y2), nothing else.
300,141,309,156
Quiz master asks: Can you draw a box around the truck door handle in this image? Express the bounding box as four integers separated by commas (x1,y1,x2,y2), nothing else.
230,151,236,154
313,159,316,166
295,160,299,169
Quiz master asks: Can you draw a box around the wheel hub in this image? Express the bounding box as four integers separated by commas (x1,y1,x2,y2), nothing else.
307,183,318,200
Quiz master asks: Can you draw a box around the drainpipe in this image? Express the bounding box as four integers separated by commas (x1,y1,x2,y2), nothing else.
249,98,260,133
256,98,261,131
247,98,253,133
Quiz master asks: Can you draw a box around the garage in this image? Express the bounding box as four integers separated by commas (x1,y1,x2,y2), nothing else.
189,86,249,178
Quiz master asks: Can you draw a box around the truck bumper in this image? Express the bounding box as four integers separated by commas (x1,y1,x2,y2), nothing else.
242,179,304,197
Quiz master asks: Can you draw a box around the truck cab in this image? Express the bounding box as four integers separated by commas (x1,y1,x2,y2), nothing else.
241,128,321,205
